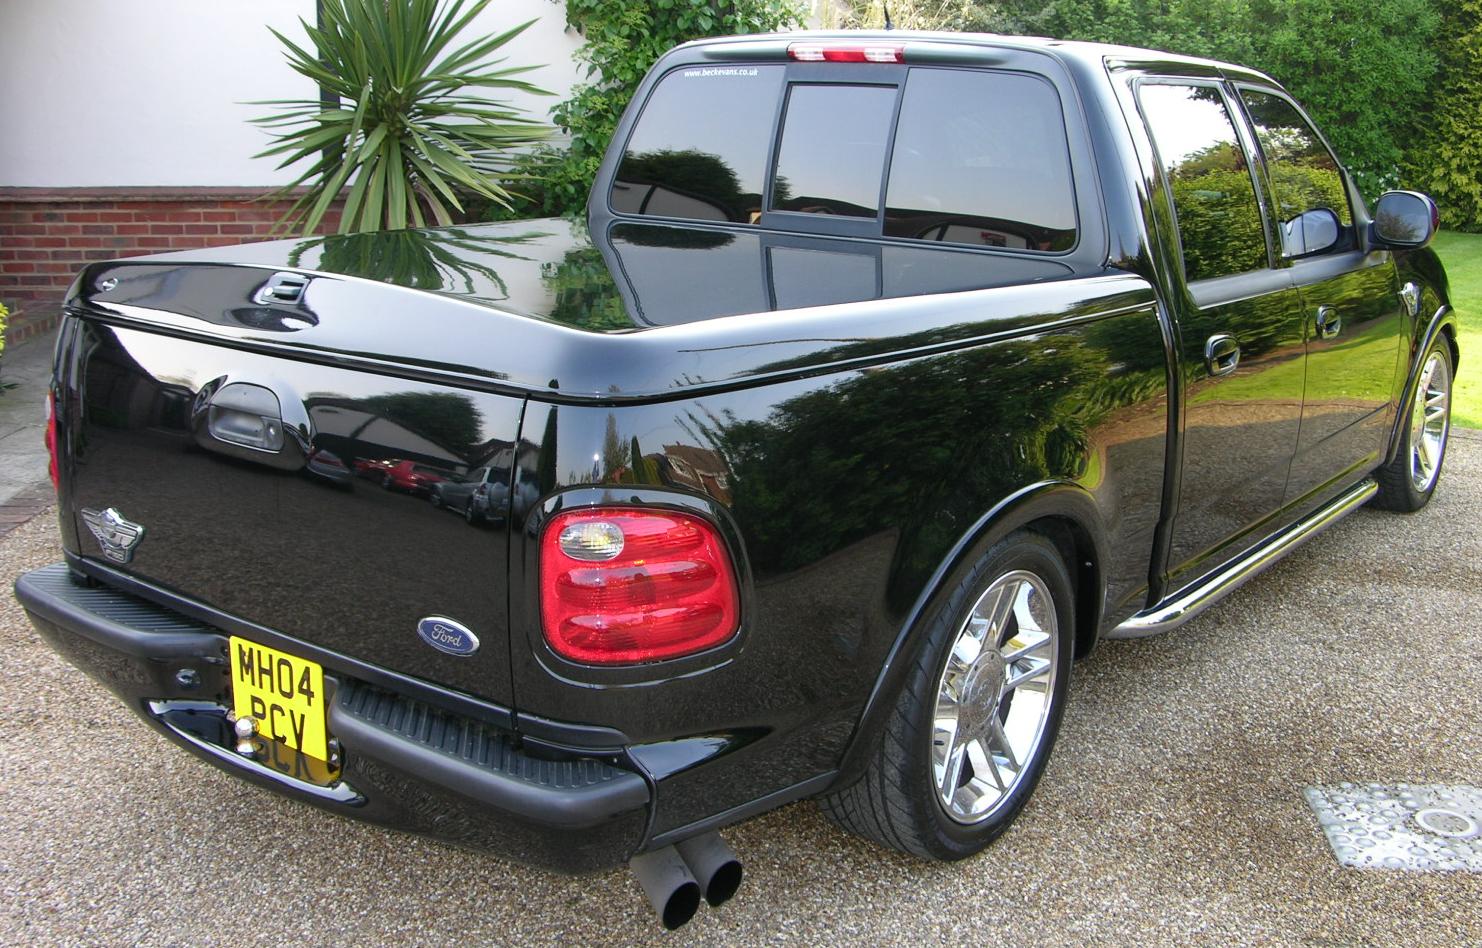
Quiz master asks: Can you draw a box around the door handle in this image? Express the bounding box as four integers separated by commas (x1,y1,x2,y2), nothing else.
1315,305,1342,340
1204,333,1240,378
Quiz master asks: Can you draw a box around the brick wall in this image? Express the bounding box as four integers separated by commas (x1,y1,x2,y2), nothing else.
0,187,342,338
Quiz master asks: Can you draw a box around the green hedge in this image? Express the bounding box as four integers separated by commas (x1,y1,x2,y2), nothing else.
493,0,803,218
1405,1,1482,231
989,0,1440,202
495,0,1480,229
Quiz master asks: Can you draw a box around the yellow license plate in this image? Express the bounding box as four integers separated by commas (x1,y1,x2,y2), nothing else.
229,636,329,763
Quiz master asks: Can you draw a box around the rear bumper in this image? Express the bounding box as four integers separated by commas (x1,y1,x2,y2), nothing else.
14,563,651,874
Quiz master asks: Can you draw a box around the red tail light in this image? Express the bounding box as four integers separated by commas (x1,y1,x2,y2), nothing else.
787,42,904,63
44,391,59,492
540,508,740,665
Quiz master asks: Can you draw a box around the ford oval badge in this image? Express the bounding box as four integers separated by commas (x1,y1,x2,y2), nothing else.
417,616,479,657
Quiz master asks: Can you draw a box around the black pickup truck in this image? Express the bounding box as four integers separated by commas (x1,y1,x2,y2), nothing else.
15,31,1458,928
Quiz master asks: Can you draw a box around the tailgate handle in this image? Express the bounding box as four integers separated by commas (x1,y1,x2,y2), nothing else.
208,382,284,452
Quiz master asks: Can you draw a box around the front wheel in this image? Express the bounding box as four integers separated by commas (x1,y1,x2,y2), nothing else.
820,530,1075,860
1373,339,1453,512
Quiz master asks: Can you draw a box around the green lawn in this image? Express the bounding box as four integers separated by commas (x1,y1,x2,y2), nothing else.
1433,230,1480,428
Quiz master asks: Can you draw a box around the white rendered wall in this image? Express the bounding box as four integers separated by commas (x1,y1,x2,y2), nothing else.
0,0,585,187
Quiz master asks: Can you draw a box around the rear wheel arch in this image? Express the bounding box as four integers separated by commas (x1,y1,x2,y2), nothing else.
833,483,1109,788
821,527,1077,858
1020,514,1101,660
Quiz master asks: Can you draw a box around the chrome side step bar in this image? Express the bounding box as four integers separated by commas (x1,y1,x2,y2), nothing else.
1107,478,1377,639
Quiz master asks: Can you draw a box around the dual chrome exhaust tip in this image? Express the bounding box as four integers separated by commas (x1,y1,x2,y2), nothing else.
628,832,743,930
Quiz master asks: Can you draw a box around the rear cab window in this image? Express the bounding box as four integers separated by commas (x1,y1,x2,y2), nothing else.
885,69,1076,251
608,56,1084,255
771,83,897,219
611,65,785,224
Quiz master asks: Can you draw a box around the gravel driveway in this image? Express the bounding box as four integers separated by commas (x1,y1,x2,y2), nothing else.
4,436,1480,945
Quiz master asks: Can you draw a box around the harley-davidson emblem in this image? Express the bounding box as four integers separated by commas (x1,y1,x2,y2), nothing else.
80,508,146,564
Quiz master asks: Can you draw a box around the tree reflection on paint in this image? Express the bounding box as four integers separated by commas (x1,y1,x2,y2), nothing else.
687,327,1165,577
286,226,546,302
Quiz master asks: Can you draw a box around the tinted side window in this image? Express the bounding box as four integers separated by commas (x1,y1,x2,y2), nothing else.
1241,91,1353,251
769,247,878,309
885,70,1077,251
1139,83,1268,281
770,84,897,218
612,66,784,224
610,226,769,325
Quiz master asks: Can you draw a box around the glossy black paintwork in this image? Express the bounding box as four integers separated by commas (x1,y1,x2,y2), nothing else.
35,30,1454,863
61,199,1161,702
66,320,524,706
1164,269,1308,587
504,295,1170,833
1283,251,1405,508
78,221,1113,401
1097,52,1450,597
61,229,1169,841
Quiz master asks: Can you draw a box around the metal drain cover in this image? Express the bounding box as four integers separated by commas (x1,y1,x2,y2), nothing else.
1305,783,1482,872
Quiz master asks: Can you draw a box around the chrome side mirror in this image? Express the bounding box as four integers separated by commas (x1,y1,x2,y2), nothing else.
1281,207,1341,258
1372,190,1439,249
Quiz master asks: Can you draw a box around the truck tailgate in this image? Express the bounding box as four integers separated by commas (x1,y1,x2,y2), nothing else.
65,319,523,706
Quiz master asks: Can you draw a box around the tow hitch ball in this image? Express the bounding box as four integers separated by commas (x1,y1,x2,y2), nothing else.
226,713,340,768
232,715,259,755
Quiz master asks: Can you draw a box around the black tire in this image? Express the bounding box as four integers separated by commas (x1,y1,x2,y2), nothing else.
1372,339,1454,513
820,530,1075,861
429,489,443,508
381,473,394,490
464,503,479,526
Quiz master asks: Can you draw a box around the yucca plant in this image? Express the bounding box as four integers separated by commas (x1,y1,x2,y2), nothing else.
286,226,547,300
253,0,552,235
0,301,9,392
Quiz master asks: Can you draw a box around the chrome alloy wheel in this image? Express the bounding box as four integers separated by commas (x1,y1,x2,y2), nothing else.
1409,350,1452,493
931,569,1059,824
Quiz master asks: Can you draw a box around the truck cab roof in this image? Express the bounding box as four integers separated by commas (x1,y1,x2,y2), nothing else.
671,29,1279,86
